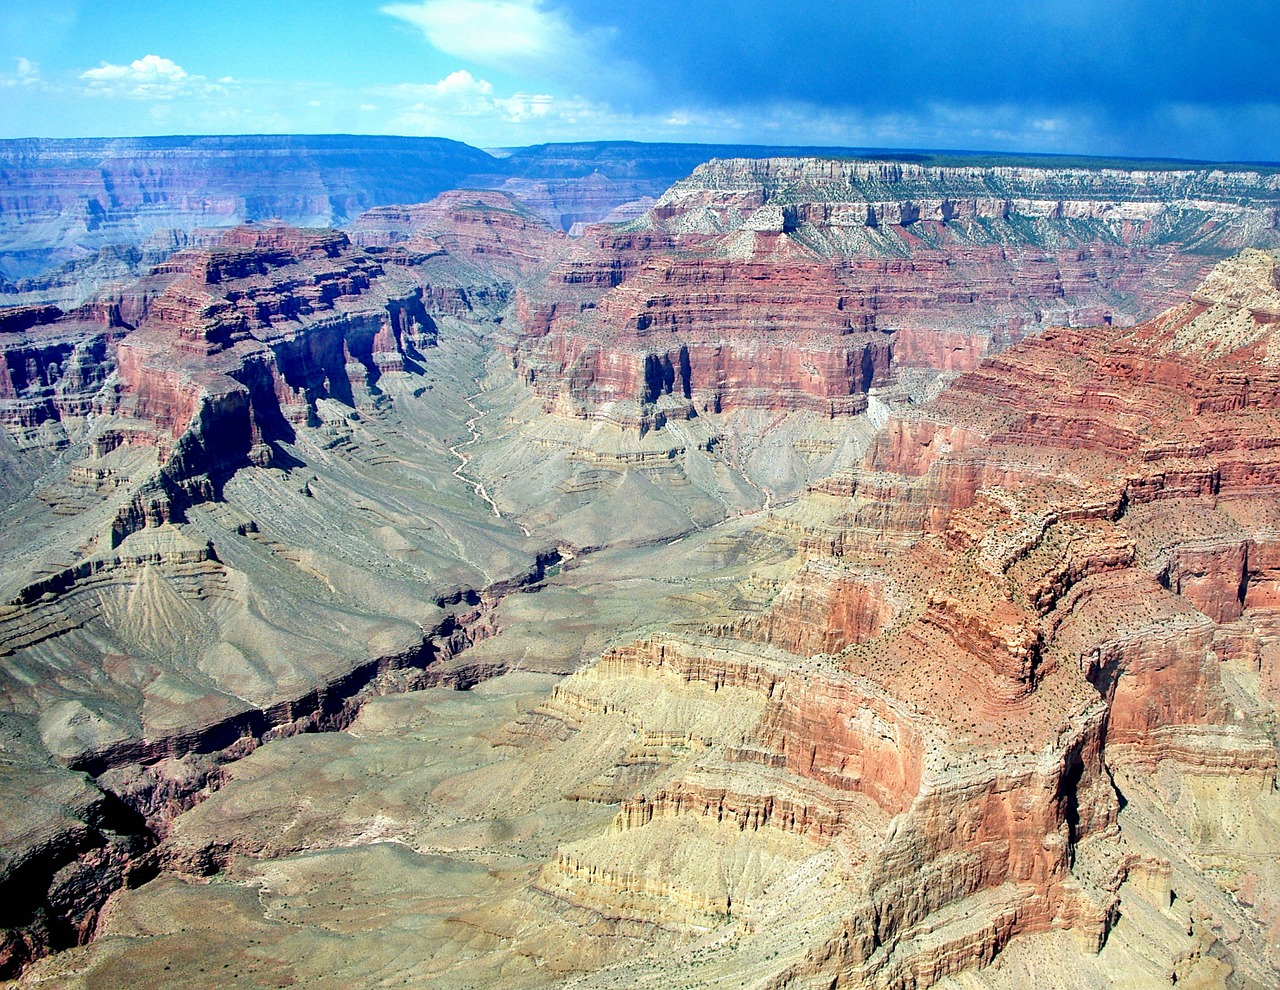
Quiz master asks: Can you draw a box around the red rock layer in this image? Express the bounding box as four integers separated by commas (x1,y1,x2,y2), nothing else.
501,158,1257,426
0,304,126,438
348,189,570,280
0,225,514,548
565,253,1280,987
110,229,427,449
712,563,897,656
801,714,1120,989
751,673,926,816
822,252,1280,781
516,258,894,423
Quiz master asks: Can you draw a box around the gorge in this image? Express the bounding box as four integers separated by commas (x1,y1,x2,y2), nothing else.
1,138,1279,989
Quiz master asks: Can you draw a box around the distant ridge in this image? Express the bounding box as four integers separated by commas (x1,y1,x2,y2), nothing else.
4,133,1276,181
3,134,1279,282
495,138,1280,176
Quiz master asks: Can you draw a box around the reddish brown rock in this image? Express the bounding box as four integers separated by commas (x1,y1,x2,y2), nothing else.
713,561,898,656
348,190,570,280
0,304,126,454
6,157,1280,989
0,135,503,279
521,251,1280,989
501,157,1274,429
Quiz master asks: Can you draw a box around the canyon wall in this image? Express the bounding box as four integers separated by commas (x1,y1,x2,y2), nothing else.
4,154,1280,988
0,135,500,280
1,137,958,284
483,250,1280,989
0,206,565,974
504,157,1280,431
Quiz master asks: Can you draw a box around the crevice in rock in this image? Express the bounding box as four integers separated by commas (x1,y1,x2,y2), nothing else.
0,545,565,980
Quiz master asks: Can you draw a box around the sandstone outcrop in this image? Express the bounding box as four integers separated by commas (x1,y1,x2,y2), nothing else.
503,157,1280,431
519,258,893,426
347,189,570,280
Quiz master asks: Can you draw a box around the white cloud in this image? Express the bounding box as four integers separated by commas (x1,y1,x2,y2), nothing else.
83,54,186,84
496,92,553,121
0,56,42,89
386,71,676,144
382,0,653,110
426,68,493,99
387,69,497,116
382,0,579,65
375,67,736,143
80,54,211,100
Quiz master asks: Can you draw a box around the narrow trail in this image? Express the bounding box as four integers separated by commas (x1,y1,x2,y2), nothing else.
449,386,532,537
730,416,781,514
699,419,778,514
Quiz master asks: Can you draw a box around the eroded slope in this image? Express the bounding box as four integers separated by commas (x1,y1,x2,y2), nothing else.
16,251,1280,990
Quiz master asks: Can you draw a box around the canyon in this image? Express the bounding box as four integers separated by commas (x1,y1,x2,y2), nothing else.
1,144,1280,989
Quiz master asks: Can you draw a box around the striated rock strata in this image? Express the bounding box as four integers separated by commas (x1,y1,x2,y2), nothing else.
0,135,500,280
76,248,1280,990
505,157,1280,431
427,249,1280,988
6,162,1280,990
0,219,554,975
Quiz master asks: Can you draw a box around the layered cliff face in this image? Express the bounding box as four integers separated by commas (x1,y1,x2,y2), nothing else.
5,155,1280,990
347,189,572,280
505,157,1280,435
0,302,127,457
480,141,952,232
16,250,1280,990
474,250,1280,987
3,226,457,515
3,138,970,285
0,219,564,975
647,157,1280,248
521,256,893,424
766,248,1280,985
0,135,505,280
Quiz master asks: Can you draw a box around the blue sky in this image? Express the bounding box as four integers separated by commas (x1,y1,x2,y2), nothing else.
1,0,1278,160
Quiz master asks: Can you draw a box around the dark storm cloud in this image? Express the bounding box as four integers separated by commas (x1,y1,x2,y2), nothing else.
570,0,1278,109
7,0,1278,157
559,0,1280,157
